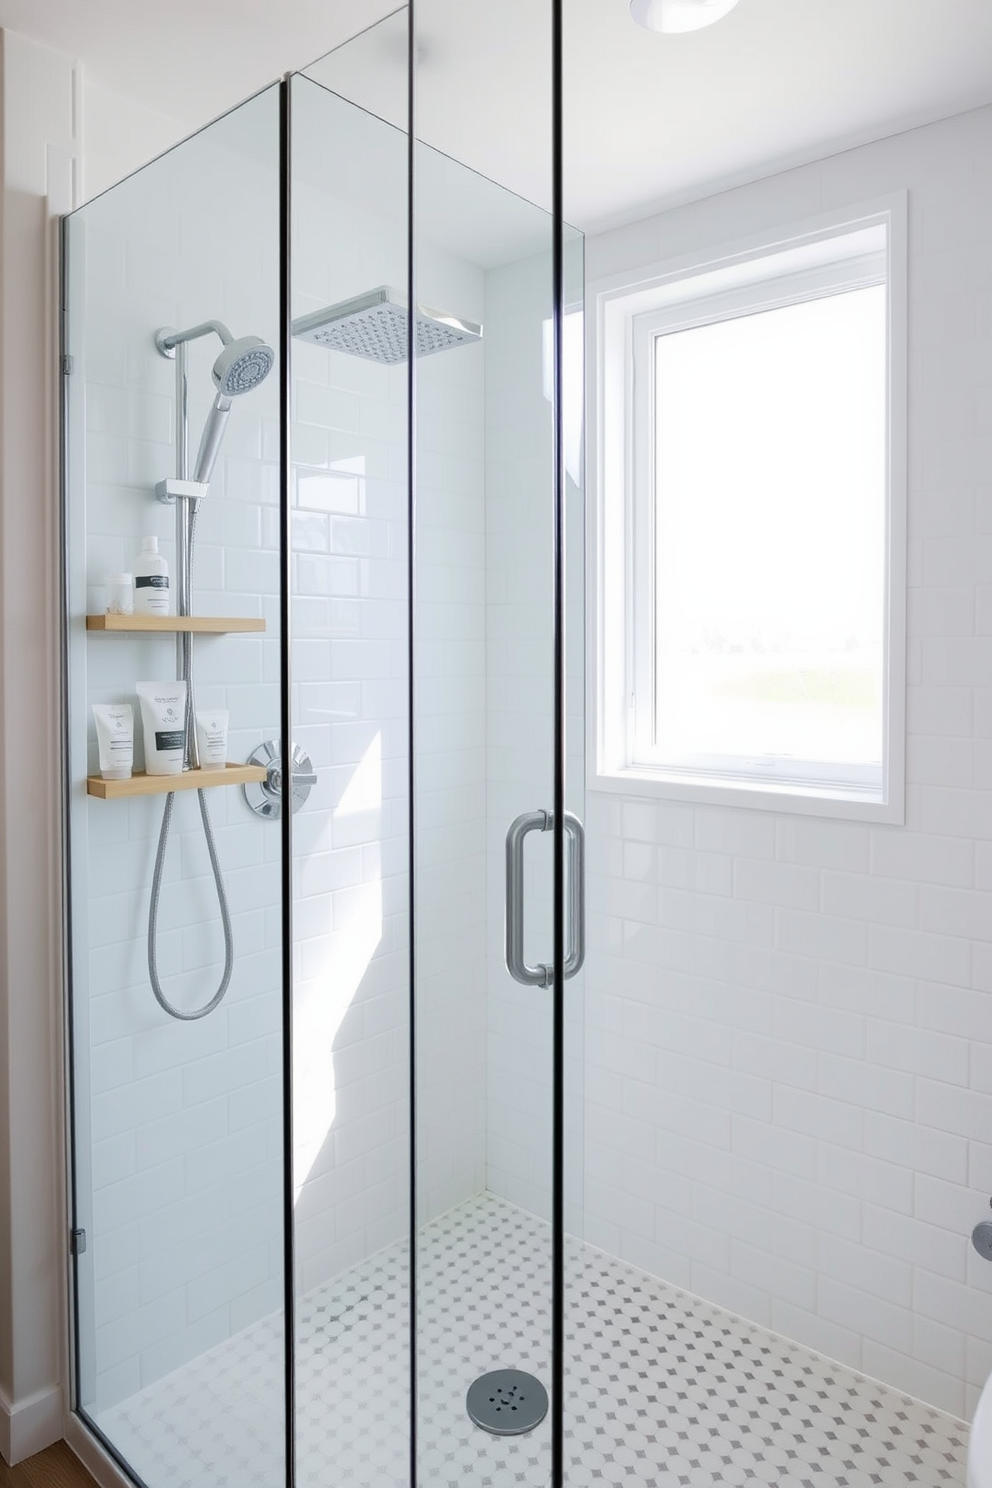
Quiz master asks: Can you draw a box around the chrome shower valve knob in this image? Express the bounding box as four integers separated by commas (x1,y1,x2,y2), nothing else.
243,740,316,819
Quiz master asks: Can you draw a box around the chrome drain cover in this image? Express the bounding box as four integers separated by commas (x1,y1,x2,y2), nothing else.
466,1369,548,1436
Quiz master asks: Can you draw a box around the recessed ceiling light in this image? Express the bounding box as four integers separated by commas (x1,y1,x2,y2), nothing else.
630,0,740,33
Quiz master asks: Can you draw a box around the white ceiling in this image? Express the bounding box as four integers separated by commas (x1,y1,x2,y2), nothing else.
3,0,992,230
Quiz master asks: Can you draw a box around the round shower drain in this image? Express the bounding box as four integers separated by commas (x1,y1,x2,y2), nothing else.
466,1369,549,1436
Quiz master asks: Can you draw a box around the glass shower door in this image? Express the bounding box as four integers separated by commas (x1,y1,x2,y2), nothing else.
304,7,583,1480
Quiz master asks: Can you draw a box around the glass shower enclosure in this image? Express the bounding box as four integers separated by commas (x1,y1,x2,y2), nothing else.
63,7,583,1485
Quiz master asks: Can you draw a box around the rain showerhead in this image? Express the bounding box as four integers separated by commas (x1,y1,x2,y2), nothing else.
292,286,482,365
213,336,274,396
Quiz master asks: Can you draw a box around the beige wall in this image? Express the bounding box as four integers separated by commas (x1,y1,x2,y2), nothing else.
0,26,77,1466
0,32,189,1467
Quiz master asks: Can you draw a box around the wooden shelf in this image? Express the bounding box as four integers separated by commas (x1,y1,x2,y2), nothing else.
87,764,267,799
86,614,265,634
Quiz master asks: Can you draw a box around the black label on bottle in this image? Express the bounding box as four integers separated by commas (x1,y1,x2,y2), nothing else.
155,730,185,751
135,575,168,589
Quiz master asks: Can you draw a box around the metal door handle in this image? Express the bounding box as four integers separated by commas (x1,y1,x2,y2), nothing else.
563,812,585,979
505,810,552,987
505,809,585,987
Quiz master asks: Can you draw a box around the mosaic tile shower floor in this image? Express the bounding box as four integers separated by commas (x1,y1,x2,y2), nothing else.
97,1192,968,1487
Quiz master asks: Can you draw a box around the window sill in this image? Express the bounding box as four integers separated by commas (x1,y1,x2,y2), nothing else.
590,763,904,824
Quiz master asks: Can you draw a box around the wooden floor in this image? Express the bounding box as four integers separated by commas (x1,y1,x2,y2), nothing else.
1,1442,99,1488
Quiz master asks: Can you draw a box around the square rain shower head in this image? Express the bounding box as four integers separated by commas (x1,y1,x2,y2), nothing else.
291,286,482,365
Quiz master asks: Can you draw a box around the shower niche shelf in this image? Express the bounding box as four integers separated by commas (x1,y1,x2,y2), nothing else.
86,764,267,799
86,614,266,633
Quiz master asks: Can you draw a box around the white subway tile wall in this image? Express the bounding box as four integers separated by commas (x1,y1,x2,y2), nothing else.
574,104,992,1420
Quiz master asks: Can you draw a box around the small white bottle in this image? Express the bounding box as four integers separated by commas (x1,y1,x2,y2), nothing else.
106,572,134,616
133,536,170,616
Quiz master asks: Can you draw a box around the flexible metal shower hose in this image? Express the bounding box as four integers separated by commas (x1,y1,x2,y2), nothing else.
146,497,234,1020
147,787,234,1020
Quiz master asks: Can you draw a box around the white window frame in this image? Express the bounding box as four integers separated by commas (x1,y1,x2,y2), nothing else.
588,195,907,823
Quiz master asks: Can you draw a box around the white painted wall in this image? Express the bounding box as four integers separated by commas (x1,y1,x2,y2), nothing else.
577,102,992,1420
82,81,186,204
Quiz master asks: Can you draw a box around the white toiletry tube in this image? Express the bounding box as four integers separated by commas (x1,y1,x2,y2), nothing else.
92,703,134,781
194,709,229,768
136,680,187,775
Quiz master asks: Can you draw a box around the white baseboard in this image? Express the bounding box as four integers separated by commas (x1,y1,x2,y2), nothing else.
0,1380,63,1465
64,1413,134,1488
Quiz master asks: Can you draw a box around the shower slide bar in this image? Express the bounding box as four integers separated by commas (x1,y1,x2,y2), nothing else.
504,810,585,987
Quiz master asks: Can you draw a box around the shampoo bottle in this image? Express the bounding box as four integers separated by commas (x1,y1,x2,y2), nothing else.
133,536,170,615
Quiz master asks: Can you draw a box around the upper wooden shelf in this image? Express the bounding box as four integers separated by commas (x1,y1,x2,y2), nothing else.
86,614,266,634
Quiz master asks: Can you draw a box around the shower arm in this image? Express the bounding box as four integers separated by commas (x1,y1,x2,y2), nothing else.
155,320,233,357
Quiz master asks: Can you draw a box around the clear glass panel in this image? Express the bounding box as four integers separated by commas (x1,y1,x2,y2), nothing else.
289,40,412,1488
64,85,287,1486
410,3,578,1483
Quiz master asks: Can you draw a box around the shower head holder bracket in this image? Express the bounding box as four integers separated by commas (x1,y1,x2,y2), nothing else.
155,478,210,505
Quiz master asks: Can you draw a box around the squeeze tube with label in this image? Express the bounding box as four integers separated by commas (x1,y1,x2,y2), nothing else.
136,680,187,776
195,709,229,768
92,703,134,781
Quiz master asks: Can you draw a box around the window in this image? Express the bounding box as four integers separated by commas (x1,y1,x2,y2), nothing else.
592,200,907,820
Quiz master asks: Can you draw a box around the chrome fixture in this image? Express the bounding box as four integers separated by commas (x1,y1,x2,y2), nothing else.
504,810,585,987
292,286,482,365
973,1222,992,1261
630,0,740,33
147,319,274,1022
156,321,275,485
243,740,317,820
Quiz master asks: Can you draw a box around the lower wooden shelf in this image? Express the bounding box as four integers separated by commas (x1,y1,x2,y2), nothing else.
86,764,267,799
86,614,266,633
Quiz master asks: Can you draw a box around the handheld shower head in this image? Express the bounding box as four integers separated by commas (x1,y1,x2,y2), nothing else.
212,336,274,397
156,321,275,486
193,396,233,485
156,328,274,487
